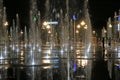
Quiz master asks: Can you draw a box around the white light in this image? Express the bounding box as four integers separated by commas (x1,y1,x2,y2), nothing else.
0,56,3,59
46,21,58,25
38,48,41,52
32,61,35,65
43,21,58,25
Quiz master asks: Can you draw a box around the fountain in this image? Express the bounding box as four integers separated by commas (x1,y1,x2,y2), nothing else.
0,0,93,80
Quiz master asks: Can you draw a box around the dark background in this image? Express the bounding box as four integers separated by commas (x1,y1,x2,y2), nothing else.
3,0,120,31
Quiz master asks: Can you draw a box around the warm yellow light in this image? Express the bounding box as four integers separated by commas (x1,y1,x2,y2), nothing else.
77,24,81,28
46,25,50,29
109,24,112,28
43,21,47,26
80,20,85,26
48,30,51,34
21,31,23,34
76,30,79,33
84,25,88,29
81,60,88,67
104,29,107,33
42,60,50,63
93,30,95,34
4,21,8,26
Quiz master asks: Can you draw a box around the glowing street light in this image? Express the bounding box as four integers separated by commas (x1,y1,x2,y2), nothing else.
76,30,79,34
46,25,51,29
77,24,81,29
43,21,47,26
80,20,85,26
84,25,88,29
48,30,51,34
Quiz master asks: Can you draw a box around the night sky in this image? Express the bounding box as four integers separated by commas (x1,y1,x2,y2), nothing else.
3,0,120,30
89,0,120,30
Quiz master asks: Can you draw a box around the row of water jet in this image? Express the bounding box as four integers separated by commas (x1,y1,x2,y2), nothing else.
0,0,93,80
23,10,42,65
0,7,10,64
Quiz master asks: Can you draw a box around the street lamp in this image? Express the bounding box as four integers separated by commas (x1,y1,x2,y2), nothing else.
77,24,81,29
43,21,47,26
80,20,85,26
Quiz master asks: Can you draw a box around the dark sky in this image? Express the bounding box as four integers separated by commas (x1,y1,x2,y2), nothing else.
89,0,120,30
3,0,120,30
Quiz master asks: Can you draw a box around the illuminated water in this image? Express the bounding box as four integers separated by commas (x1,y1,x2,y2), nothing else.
0,0,102,80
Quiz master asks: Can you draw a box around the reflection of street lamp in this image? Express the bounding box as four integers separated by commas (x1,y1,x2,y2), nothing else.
43,21,47,26
77,24,81,29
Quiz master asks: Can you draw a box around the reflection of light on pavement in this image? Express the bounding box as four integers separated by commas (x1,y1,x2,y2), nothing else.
77,59,88,67
43,55,50,58
76,50,80,54
20,50,24,56
76,75,85,78
42,59,50,63
81,59,88,67
43,66,52,69
43,49,51,55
